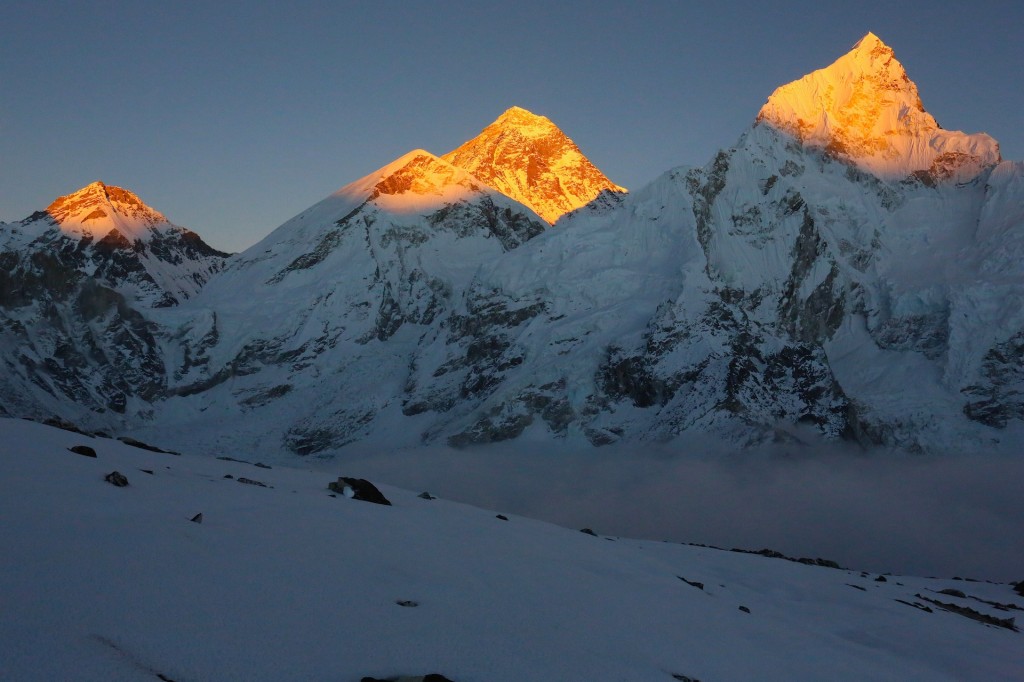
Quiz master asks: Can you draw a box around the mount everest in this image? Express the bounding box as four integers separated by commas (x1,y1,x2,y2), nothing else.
1,33,1022,458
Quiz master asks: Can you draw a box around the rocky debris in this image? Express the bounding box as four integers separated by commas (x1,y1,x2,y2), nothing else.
916,593,1019,631
939,588,967,598
118,437,178,454
361,675,454,682
224,474,234,479
236,477,268,488
417,492,436,500
328,477,391,505
739,606,751,614
139,469,153,475
394,600,419,608
1014,581,1024,598
189,513,203,524
254,462,272,469
847,584,867,592
495,514,508,521
671,674,701,682
104,471,129,487
730,547,844,569
580,528,598,536
44,417,88,435
69,445,97,458
678,576,704,591
875,575,887,582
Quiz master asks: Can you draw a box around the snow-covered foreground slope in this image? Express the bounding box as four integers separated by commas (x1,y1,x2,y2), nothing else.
2,418,1022,681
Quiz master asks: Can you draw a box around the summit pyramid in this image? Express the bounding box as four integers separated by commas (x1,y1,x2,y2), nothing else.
442,106,626,223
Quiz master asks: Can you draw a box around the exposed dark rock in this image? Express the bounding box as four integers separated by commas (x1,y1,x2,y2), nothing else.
1014,581,1024,598
45,417,88,434
418,492,436,500
580,528,598,536
495,514,508,521
118,437,176,454
139,469,154,475
847,584,867,591
104,470,129,487
361,675,454,682
671,674,701,682
190,513,203,524
875,575,887,582
739,606,751,614
69,445,97,458
328,477,391,505
224,474,234,479
678,576,704,591
916,593,1019,631
254,462,272,469
236,477,268,488
394,600,419,608
939,588,967,598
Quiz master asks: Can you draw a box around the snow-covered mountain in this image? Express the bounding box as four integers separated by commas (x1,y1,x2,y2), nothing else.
0,182,227,421
2,34,1023,457
150,149,547,454
3,417,1021,681
442,106,626,223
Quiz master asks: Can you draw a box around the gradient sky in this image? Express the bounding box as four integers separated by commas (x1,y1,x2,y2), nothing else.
3,1,1022,252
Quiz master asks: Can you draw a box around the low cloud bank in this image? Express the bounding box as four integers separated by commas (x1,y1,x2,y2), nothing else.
327,432,1024,582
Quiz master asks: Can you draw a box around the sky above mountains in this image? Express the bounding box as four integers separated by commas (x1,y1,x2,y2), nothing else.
3,1,1022,252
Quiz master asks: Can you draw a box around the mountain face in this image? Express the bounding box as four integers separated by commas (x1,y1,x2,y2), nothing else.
0,182,228,421
149,150,548,454
442,106,626,223
3,34,1023,456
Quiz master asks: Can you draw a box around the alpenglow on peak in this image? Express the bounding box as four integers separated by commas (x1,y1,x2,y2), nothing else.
442,106,626,223
755,32,1000,182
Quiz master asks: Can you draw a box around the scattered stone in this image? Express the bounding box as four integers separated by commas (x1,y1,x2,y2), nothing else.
678,576,704,591
495,514,508,521
190,513,203,524
418,492,436,500
846,584,867,592
139,469,154,475
395,600,419,608
104,471,129,487
327,477,391,505
217,456,247,463
580,528,598,536
671,674,701,682
237,477,268,487
254,462,272,469
224,474,234,479
739,606,751,614
69,445,97,458
328,494,337,498
1013,581,1024,598
939,588,967,598
874,575,888,582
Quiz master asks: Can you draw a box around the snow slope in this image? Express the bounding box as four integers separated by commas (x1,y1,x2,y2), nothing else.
2,417,1021,681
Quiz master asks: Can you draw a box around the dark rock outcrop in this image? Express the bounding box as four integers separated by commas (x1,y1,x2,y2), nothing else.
328,477,391,505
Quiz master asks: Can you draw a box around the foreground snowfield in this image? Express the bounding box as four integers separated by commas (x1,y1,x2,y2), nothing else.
1,419,1021,681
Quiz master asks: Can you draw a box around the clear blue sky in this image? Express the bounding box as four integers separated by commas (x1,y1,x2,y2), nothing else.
3,1,1021,252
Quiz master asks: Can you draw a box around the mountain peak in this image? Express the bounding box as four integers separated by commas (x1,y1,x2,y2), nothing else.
493,106,553,130
756,33,999,181
44,181,169,239
442,108,626,223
